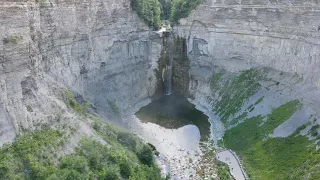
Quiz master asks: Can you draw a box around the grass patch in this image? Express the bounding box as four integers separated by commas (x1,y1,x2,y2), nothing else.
223,100,320,179
224,100,301,151
291,121,311,136
230,111,248,126
107,99,120,114
254,96,264,105
63,89,88,114
210,69,262,124
3,35,23,44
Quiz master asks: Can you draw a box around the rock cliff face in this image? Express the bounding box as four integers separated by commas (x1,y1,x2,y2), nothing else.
1,0,320,178
1,0,319,157
0,0,163,146
174,0,320,138
172,2,320,178
175,0,320,83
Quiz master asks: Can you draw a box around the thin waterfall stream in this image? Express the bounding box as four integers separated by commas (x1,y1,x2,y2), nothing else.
165,33,173,95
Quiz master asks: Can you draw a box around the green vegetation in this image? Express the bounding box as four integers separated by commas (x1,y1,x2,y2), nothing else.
230,111,248,126
224,100,301,151
107,100,120,114
131,0,161,29
137,145,154,166
309,124,319,137
3,35,23,44
26,104,33,112
291,121,311,136
1,97,163,180
170,0,201,25
217,164,232,180
158,0,172,20
223,100,320,179
210,69,262,124
88,115,163,179
254,96,264,105
63,89,88,114
0,118,163,180
0,128,65,179
130,0,202,28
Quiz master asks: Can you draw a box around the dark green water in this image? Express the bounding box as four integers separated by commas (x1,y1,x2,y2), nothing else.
135,95,211,141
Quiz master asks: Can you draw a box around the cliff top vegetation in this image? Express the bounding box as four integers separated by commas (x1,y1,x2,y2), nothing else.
131,0,201,29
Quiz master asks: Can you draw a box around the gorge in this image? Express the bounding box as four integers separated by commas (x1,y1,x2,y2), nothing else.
0,0,320,179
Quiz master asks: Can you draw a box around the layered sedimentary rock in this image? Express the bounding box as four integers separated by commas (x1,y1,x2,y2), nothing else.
174,0,320,138
172,2,320,178
175,0,320,82
0,0,162,146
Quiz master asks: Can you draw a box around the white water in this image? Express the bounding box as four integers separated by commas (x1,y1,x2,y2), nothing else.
166,34,173,95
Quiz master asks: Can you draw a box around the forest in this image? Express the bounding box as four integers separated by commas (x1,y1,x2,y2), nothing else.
131,0,201,29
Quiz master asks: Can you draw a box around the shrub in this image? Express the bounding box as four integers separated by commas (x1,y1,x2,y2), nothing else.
64,169,85,180
137,145,154,166
129,166,147,180
26,105,33,112
107,100,120,114
309,124,319,137
0,121,163,179
63,89,87,114
119,159,132,178
217,164,232,180
3,35,23,44
117,132,137,151
60,155,89,173
129,165,162,180
104,166,120,180
93,120,102,131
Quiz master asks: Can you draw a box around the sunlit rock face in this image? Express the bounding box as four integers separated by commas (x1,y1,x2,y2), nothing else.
175,0,320,84
1,0,320,152
0,0,163,145
172,0,320,136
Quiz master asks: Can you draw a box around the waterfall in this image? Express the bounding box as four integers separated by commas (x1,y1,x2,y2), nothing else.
166,34,173,95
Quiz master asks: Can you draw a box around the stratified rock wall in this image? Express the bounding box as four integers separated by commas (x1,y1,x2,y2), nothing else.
174,0,320,138
175,0,320,85
0,0,162,146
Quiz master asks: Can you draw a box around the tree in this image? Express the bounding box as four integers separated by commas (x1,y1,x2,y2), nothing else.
131,0,161,29
170,0,201,25
137,145,154,166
